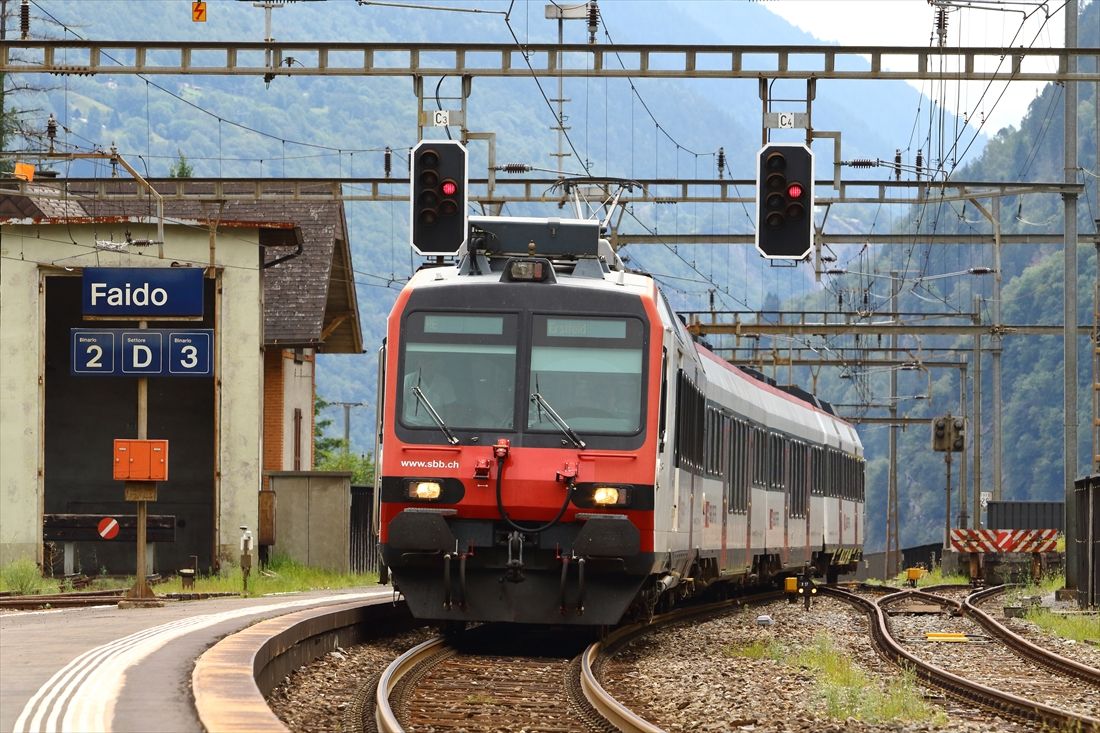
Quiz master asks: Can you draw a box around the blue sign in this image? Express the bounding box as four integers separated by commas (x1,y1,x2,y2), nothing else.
82,267,204,317
71,331,116,374
121,331,163,374
168,331,211,375
71,329,214,377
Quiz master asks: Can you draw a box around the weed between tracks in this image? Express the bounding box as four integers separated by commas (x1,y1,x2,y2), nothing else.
794,636,946,724
1024,607,1100,643
723,634,947,725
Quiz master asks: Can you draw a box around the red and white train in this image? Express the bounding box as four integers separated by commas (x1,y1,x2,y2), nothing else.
376,216,864,626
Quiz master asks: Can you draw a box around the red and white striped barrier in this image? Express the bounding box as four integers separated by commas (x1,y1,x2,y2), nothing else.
950,528,1060,554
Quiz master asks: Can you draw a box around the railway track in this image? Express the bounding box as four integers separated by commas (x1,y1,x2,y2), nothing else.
824,585,1100,732
372,592,783,733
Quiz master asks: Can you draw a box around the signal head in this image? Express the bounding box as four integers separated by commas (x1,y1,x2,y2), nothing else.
755,143,814,260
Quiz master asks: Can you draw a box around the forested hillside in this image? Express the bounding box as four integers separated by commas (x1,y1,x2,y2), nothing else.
7,0,1095,551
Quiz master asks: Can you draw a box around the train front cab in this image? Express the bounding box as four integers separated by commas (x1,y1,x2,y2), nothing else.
376,265,664,626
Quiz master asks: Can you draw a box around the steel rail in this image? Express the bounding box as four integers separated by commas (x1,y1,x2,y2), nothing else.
963,585,1100,686
823,586,1100,732
374,636,448,733
579,591,784,733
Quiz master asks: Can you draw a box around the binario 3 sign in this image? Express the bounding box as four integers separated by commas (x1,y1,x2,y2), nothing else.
82,267,204,318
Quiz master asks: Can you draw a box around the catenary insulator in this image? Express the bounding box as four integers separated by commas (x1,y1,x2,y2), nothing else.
501,163,531,173
21,0,30,38
935,8,948,47
46,114,57,153
717,147,726,179
384,146,392,178
915,149,923,181
894,149,902,181
587,2,599,44
847,159,877,168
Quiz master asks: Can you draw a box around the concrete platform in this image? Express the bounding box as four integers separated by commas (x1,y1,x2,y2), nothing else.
0,586,395,733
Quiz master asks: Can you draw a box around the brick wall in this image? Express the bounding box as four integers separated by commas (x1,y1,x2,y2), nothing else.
262,349,285,474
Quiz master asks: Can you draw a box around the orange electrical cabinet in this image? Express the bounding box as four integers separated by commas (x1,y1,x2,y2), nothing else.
113,439,169,481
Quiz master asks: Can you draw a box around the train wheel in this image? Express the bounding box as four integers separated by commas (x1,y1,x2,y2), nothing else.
439,621,466,639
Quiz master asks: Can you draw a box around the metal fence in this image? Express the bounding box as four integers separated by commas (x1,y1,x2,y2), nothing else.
350,485,380,574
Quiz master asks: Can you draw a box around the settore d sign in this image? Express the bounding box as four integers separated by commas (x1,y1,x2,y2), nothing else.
83,267,203,317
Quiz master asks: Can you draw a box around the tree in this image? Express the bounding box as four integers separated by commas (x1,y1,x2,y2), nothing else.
313,395,374,485
313,395,344,463
168,150,193,178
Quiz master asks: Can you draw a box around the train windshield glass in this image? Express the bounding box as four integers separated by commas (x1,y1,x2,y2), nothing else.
400,313,517,430
527,315,644,435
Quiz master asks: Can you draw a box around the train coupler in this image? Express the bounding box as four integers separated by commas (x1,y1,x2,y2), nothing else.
501,531,526,583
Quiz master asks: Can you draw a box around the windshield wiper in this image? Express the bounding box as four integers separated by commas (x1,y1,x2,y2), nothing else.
412,386,460,445
530,392,586,449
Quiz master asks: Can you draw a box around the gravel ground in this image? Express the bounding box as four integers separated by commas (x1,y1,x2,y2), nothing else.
599,597,1033,733
267,627,435,732
889,608,1100,719
264,595,1095,733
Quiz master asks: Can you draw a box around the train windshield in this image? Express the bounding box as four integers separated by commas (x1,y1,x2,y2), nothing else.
527,315,645,435
400,313,517,430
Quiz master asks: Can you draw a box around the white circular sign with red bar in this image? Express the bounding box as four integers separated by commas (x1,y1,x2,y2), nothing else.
97,517,119,540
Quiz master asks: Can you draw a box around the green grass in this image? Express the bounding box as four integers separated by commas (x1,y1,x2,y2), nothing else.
0,559,58,595
791,635,947,725
155,555,378,597
914,567,969,587
1,556,378,598
722,639,784,660
1024,607,1100,644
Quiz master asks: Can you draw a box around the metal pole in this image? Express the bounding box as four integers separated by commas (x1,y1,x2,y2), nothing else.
992,198,1004,504
960,364,969,531
1064,0,1079,590
887,272,899,577
945,448,952,551
343,402,352,449
969,296,981,530
130,320,152,600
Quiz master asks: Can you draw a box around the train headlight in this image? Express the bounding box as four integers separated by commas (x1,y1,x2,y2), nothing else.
408,480,443,500
592,486,628,506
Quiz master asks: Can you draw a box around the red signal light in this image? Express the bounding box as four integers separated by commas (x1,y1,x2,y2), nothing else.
441,180,457,196
786,182,804,199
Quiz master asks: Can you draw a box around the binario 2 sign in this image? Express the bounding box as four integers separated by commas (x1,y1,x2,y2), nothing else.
82,267,203,318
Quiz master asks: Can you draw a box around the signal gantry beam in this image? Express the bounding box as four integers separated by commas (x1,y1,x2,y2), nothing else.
2,41,1097,82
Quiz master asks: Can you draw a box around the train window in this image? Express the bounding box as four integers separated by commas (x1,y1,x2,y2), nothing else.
424,314,505,335
400,312,518,431
771,433,783,490
528,315,644,435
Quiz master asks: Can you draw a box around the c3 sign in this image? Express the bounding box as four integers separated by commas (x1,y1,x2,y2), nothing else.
82,267,204,317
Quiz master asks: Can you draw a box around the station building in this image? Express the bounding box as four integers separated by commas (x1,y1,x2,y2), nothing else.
0,180,362,574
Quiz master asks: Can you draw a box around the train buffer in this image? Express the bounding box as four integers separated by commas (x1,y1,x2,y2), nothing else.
42,513,176,575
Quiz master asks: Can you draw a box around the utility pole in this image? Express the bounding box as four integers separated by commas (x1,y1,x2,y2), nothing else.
1064,0,1079,590
886,271,900,579
546,3,589,176
333,401,363,451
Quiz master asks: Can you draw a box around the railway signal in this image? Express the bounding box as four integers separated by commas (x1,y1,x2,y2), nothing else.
951,417,965,452
755,143,813,260
932,417,949,451
410,139,468,256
